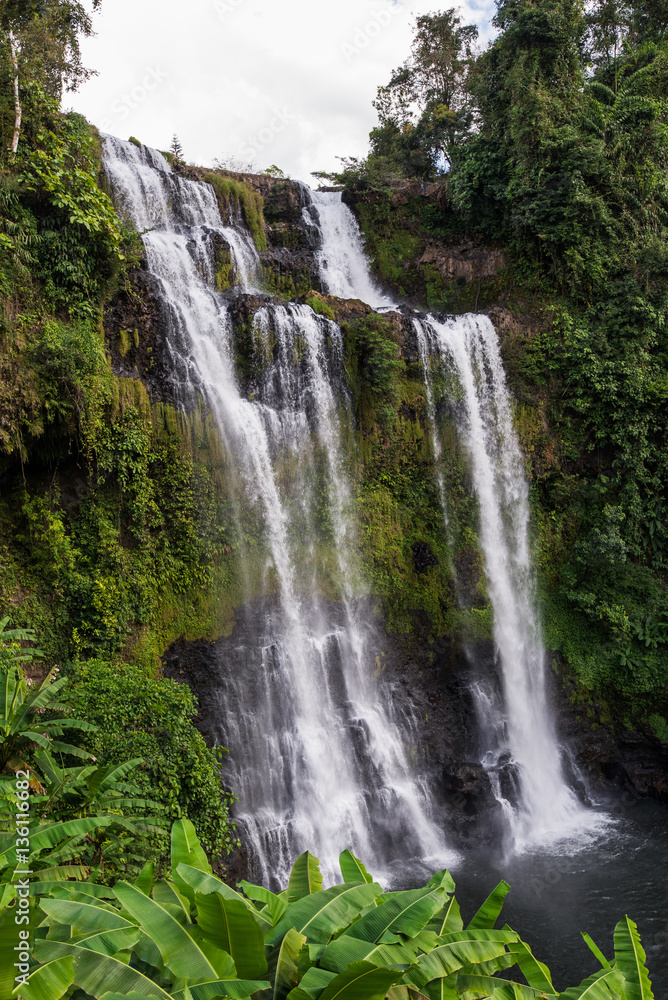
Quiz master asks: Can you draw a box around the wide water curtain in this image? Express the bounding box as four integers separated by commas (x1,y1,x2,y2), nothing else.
102,138,449,883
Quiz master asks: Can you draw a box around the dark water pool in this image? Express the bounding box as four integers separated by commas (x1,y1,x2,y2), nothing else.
453,802,668,994
390,800,668,995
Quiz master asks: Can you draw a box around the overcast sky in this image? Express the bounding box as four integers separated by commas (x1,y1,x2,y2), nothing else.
70,0,497,183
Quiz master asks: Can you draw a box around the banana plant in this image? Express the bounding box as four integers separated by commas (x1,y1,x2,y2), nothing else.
6,820,655,1000
0,659,97,779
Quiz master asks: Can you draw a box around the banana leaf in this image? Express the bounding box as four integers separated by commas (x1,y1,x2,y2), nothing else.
288,853,324,903
320,935,422,973
289,966,337,999
612,916,654,1000
195,891,268,979
466,882,511,930
317,960,404,1000
39,897,135,934
114,880,228,981
428,897,462,937
73,925,141,957
457,973,554,998
342,887,447,945
508,939,555,993
339,851,374,885
238,881,287,927
388,987,433,1000
100,995,161,1000
272,926,307,1000
171,981,271,1000
405,931,517,988
266,882,383,947
10,956,75,1000
135,861,156,897
30,881,115,899
425,871,456,895
153,879,192,924
6,817,113,863
581,934,611,971
557,969,625,999
34,938,173,998
171,819,211,878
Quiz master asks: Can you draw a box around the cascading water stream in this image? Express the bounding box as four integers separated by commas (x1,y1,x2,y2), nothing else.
103,137,452,883
414,314,607,849
309,191,395,308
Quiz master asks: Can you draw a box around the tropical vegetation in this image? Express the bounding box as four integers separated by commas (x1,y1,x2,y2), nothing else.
317,0,668,733
0,4,665,999
0,817,655,999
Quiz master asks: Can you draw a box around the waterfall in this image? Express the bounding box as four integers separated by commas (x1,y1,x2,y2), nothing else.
415,314,606,849
310,191,395,307
103,137,452,883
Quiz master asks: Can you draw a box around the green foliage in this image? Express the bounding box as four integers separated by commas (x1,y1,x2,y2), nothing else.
339,315,486,638
17,112,136,315
306,296,336,321
205,171,267,252
0,614,42,671
0,645,92,777
0,402,237,664
215,241,235,291
345,315,403,427
2,821,654,1000
64,659,237,859
0,652,164,883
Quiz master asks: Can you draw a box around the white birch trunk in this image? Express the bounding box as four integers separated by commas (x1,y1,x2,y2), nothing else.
9,30,21,157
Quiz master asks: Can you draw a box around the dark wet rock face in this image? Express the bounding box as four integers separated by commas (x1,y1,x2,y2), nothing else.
260,247,321,299
104,267,177,404
162,598,513,862
560,699,668,807
413,541,438,574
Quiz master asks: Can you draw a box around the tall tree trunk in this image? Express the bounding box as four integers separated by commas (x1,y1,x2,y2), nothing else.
8,30,21,157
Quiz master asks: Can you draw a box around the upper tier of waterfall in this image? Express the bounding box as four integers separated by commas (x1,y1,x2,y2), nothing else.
310,191,395,308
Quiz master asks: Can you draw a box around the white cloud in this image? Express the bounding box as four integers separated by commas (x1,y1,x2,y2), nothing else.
70,0,497,183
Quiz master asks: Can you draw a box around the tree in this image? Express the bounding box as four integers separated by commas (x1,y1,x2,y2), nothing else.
585,0,632,91
0,0,101,157
0,617,97,777
170,133,183,160
1,0,45,155
369,11,478,176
